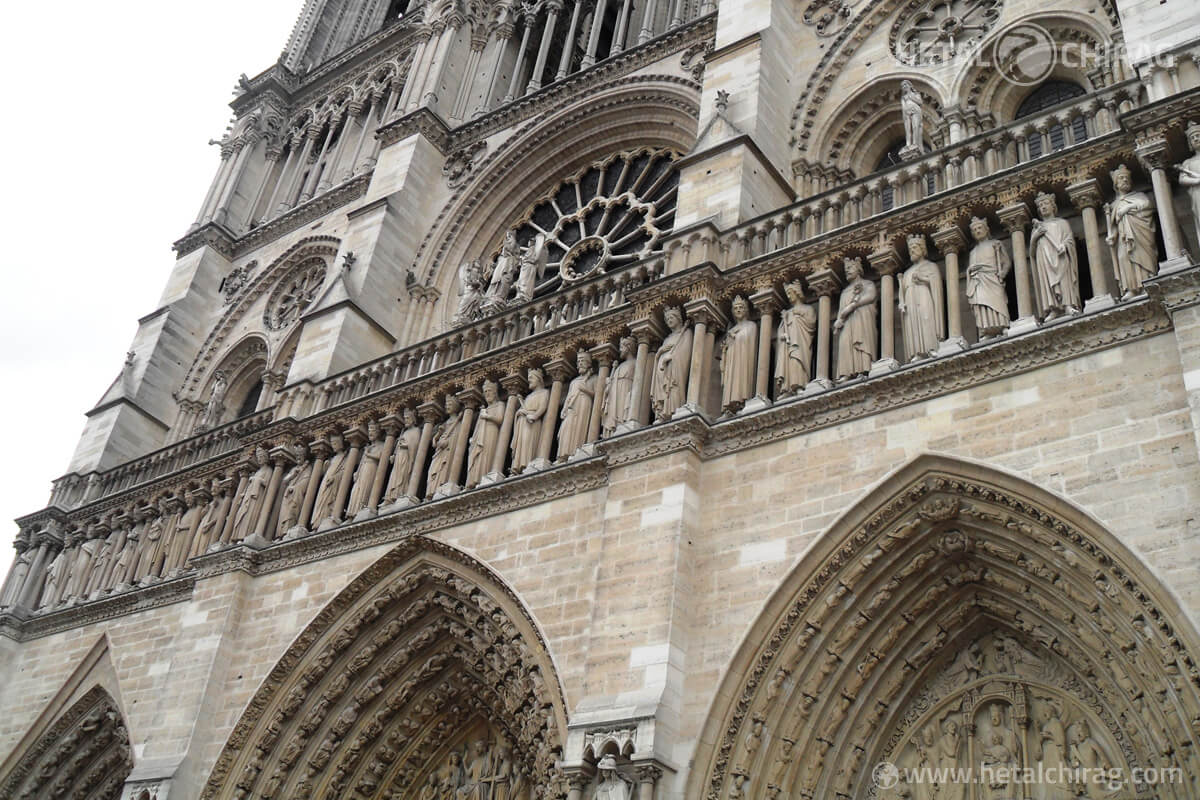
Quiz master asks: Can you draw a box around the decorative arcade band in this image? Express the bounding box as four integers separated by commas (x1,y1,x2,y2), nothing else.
1,148,1194,616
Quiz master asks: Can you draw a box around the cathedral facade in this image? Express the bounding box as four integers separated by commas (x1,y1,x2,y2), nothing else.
4,0,1200,798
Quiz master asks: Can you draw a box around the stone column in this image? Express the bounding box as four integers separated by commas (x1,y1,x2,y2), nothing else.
932,225,969,352
440,388,481,497
15,536,54,611
533,358,571,469
250,448,290,544
680,299,726,419
635,764,663,800
587,343,617,444
484,374,525,485
299,123,335,203
330,428,366,525
806,269,841,392
503,17,536,103
405,402,443,502
1066,179,1116,311
997,202,1038,335
1137,135,1192,272
747,287,782,412
620,318,664,432
298,439,329,532
526,1,563,93
279,126,319,212
368,417,401,514
868,245,902,374
244,145,282,229
565,773,591,800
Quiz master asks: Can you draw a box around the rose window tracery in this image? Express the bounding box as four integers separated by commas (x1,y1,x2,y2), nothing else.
265,257,328,330
892,0,1002,65
509,146,679,295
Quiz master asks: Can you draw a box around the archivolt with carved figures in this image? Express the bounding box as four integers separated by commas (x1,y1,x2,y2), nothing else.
200,536,568,800
688,455,1200,800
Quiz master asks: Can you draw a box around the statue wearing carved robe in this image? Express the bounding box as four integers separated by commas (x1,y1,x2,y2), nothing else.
384,410,422,502
1105,166,1157,299
511,370,548,473
312,436,348,526
276,449,312,537
720,296,757,412
556,353,595,459
602,338,636,436
651,307,692,421
899,238,945,361
231,449,272,542
966,217,1012,337
776,284,815,394
835,260,878,380
1029,193,1081,319
467,383,506,487
426,398,463,496
347,422,385,517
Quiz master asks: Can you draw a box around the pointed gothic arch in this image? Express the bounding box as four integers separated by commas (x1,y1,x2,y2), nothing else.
0,685,133,800
688,454,1200,800
200,536,569,800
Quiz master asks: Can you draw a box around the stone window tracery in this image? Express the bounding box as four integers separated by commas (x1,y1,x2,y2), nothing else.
892,0,1002,66
506,146,679,296
1017,79,1088,157
265,257,328,330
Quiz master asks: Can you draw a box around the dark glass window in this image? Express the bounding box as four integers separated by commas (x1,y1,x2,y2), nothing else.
1017,81,1087,158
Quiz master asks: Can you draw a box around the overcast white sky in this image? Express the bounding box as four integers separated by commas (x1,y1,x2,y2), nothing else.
0,2,302,579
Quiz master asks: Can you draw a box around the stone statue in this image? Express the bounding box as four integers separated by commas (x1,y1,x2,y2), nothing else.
347,420,385,518
776,280,815,395
1177,121,1200,253
458,740,493,799
1029,191,1081,319
485,232,521,312
900,80,923,156
557,351,596,459
192,479,225,556
592,755,632,800
490,743,517,800
231,446,272,542
720,295,757,413
135,515,164,578
1067,720,1109,799
936,718,966,800
834,257,878,380
1033,701,1071,800
453,260,486,326
899,234,945,361
514,234,547,304
384,408,423,503
426,394,463,496
966,216,1012,338
198,370,228,431
651,305,693,421
467,380,506,487
602,336,636,436
1105,163,1158,299
311,433,349,527
277,443,312,537
511,368,548,473
1,548,32,608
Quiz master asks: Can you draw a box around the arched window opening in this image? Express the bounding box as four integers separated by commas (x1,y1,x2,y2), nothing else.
876,140,904,211
1017,80,1087,158
236,378,264,418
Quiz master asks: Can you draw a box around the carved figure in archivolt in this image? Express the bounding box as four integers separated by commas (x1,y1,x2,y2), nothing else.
1104,163,1158,298
899,234,945,360
1033,699,1071,800
1177,122,1200,252
966,216,1012,338
511,367,548,473
776,280,815,395
277,442,312,536
427,393,463,495
593,755,633,800
231,446,272,541
720,295,757,413
558,351,596,459
347,420,385,518
602,336,636,436
1029,192,1081,319
385,408,422,502
467,380,506,486
651,305,692,421
835,258,877,380
312,433,349,526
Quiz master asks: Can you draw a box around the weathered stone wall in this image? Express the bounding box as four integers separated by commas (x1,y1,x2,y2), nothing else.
3,326,1197,799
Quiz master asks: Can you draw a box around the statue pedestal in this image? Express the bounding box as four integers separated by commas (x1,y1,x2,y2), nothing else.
316,515,342,532
1007,315,1039,337
1160,252,1194,274
672,403,704,420
283,525,310,540
242,533,271,550
936,337,968,357
1083,293,1115,313
742,395,772,414
613,419,644,435
898,144,924,161
352,507,377,522
432,482,461,501
869,357,900,377
802,378,832,395
524,459,551,474
569,444,597,462
477,472,503,487
380,495,418,513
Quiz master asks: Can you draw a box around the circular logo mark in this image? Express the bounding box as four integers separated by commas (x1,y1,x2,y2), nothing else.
992,23,1055,86
872,761,900,789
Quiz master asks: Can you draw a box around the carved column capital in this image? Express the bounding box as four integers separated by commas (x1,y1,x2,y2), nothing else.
457,386,484,409
1135,133,1171,171
589,341,619,369
545,357,575,383
634,763,664,783
500,372,529,396
806,268,843,297
628,316,665,345
1065,178,1104,209
868,244,903,276
682,296,729,332
996,202,1032,232
931,225,967,254
749,286,784,316
417,399,446,424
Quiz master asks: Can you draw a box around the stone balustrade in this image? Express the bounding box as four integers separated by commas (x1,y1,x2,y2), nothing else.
7,88,1200,626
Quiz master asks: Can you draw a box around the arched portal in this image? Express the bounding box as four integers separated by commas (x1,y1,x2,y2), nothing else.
201,536,568,800
689,455,1200,800
0,686,133,800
